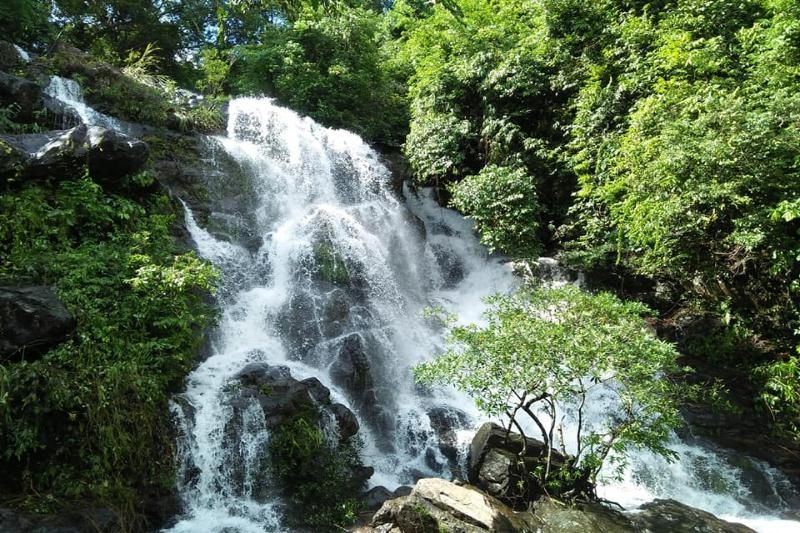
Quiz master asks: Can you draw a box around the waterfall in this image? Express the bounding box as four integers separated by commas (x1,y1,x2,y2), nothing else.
44,75,137,134
166,97,516,531
38,79,797,531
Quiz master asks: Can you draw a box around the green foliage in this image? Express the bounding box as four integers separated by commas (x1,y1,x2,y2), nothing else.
228,5,407,144
52,0,182,69
313,241,350,285
449,165,541,257
0,169,217,516
269,405,363,530
0,105,43,135
415,285,686,490
755,355,800,439
49,46,224,133
0,0,51,46
396,0,572,247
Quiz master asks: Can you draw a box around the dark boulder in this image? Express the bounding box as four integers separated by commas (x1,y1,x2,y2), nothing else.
469,422,576,508
430,242,465,288
331,401,360,439
274,290,323,360
0,125,149,185
86,127,149,181
364,486,395,510
0,42,28,70
0,71,42,122
0,286,75,360
329,332,374,398
630,499,756,533
233,362,364,444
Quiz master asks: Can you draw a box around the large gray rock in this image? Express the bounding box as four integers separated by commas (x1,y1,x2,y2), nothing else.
0,286,75,360
629,499,756,533
372,478,535,533
469,422,577,508
0,124,148,184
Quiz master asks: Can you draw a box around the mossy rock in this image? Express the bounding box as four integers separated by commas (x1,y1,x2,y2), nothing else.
313,241,351,285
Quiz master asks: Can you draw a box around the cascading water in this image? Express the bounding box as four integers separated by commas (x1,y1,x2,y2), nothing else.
44,75,136,134
166,97,516,531
42,79,797,531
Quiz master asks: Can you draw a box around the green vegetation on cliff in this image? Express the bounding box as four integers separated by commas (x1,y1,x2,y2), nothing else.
0,162,217,521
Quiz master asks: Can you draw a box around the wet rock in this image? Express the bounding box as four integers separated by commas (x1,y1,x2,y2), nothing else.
379,149,412,198
393,485,413,497
329,333,374,398
41,94,83,130
469,422,576,508
233,363,363,447
331,402,360,439
0,286,75,361
0,71,42,122
321,287,351,337
403,209,427,242
365,486,395,510
221,363,370,504
533,257,580,285
427,406,470,471
372,478,535,533
630,499,756,533
86,126,149,182
0,125,149,184
234,363,327,427
430,242,465,287
275,290,323,360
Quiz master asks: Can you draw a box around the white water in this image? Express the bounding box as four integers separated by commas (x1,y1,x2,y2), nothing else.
44,75,136,134
41,85,795,530
13,44,30,62
166,97,515,530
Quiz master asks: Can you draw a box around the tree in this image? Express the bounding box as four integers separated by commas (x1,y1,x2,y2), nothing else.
229,5,407,144
415,284,686,496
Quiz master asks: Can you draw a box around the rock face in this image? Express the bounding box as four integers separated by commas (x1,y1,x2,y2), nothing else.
0,41,29,70
0,71,42,122
1,124,149,184
233,362,362,441
371,478,535,533
629,499,756,533
0,286,75,360
368,485,759,533
469,422,574,508
529,498,638,533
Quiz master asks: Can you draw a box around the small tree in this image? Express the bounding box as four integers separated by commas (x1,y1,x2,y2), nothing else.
415,284,687,498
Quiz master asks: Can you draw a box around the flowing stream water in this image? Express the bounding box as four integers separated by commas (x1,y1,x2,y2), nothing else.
44,82,799,532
